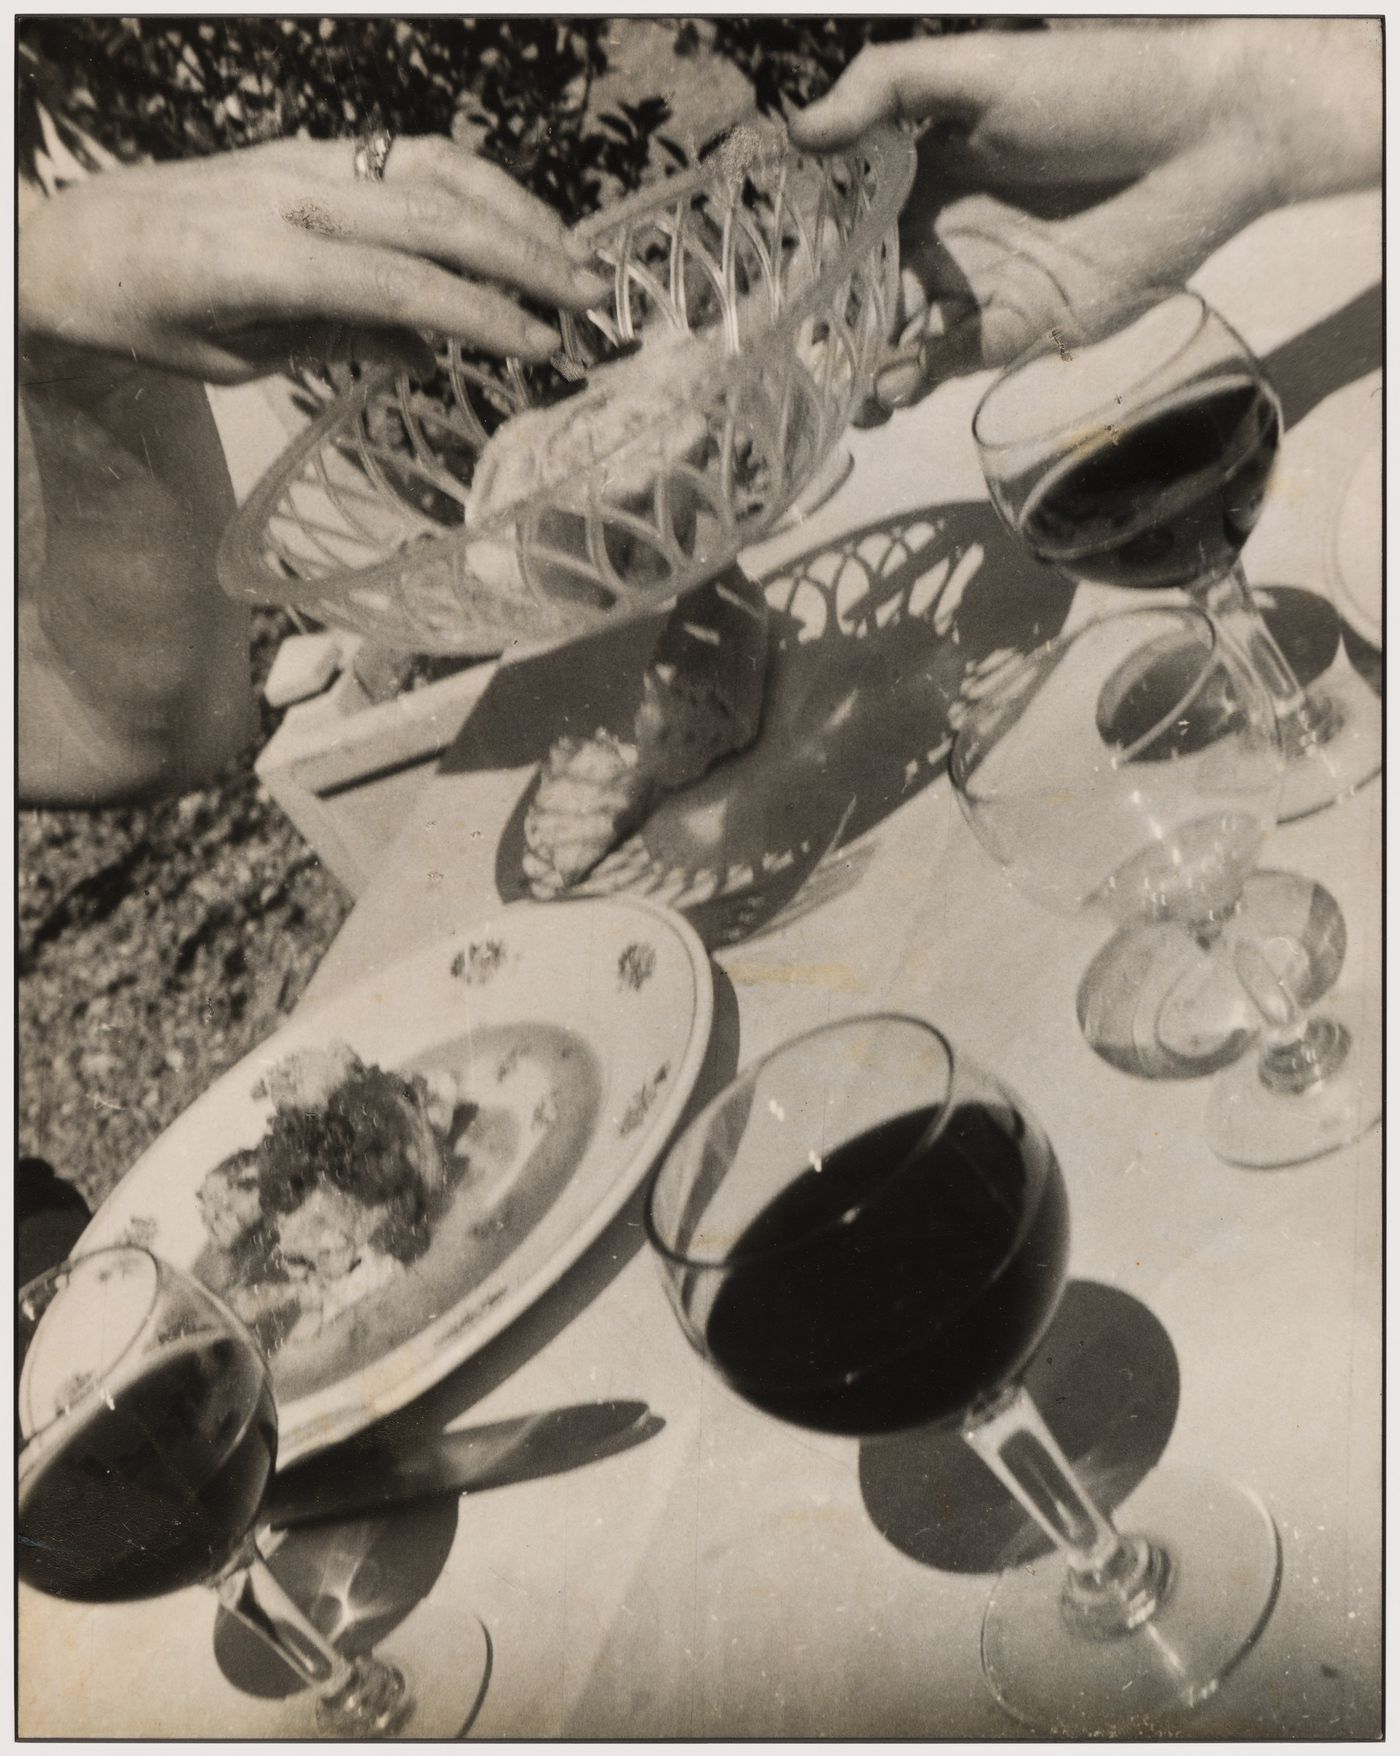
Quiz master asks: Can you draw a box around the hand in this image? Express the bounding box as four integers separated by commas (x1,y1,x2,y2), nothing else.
792,22,1380,403
19,134,610,385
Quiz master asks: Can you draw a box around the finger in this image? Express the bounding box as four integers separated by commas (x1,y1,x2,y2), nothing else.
872,304,983,410
791,39,995,151
280,321,438,378
312,178,608,311
873,202,1080,402
339,325,439,378
171,319,431,385
250,234,562,359
389,136,594,265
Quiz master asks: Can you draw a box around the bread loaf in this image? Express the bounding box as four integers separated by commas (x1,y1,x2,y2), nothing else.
522,731,653,897
521,567,770,898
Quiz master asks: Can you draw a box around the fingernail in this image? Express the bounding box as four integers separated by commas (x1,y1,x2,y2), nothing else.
522,321,560,358
564,231,598,266
872,311,982,410
874,353,925,410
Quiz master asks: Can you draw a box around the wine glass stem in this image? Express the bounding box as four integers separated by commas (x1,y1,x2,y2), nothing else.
1193,566,1337,753
962,1384,1169,1638
216,1538,408,1734
218,1539,359,1694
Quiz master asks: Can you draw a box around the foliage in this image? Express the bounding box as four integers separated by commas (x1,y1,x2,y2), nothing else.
17,17,675,216
17,17,1037,217
710,17,1029,116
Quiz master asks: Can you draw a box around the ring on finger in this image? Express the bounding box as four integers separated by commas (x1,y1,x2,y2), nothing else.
353,128,394,183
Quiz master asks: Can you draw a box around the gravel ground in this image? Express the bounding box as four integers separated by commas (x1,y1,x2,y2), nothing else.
18,610,352,1210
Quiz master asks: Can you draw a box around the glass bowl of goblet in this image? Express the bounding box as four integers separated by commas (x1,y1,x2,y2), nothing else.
950,605,1379,1167
645,1013,1281,1734
18,1246,488,1737
972,286,1381,824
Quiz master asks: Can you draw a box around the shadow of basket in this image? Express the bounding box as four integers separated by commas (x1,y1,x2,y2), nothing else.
490,497,1077,947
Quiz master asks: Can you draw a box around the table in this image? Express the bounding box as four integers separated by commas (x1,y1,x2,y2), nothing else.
19,192,1382,1739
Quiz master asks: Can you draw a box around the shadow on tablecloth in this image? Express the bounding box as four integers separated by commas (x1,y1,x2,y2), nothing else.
857,1279,1179,1574
438,500,1076,949
1262,282,1381,433
1253,283,1382,683
213,1499,459,1698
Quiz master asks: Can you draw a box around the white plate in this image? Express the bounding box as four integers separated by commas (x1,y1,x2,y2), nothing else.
1330,437,1382,651
80,897,712,1467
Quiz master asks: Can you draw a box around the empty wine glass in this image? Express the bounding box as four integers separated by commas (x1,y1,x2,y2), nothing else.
950,606,1380,1166
18,1247,487,1738
972,285,1381,823
645,1014,1281,1733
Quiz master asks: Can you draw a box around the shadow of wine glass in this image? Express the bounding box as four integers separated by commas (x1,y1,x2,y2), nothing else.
857,1280,1179,1576
214,1499,460,1699
215,1398,668,1703
478,500,1075,947
1250,584,1344,690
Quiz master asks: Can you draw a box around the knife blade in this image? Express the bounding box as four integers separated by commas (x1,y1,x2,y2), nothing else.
266,1400,661,1531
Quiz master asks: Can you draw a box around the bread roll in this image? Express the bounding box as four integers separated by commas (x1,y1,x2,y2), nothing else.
521,567,771,898
522,731,653,897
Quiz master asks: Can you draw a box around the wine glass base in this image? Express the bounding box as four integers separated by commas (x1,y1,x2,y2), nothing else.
266,1610,490,1738
1276,664,1382,824
1077,870,1345,1081
981,1467,1280,1737
1205,988,1381,1168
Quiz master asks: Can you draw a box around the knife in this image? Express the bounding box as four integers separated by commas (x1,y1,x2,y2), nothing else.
267,1400,662,1531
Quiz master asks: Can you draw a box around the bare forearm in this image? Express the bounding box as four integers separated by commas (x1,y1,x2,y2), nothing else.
19,342,256,804
1238,19,1381,204
799,18,1380,212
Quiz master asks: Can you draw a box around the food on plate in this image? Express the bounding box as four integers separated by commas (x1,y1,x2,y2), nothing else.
193,1028,602,1398
522,731,651,898
198,1044,469,1354
521,567,771,898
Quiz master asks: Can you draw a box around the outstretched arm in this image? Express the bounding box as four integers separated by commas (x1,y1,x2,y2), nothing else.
792,21,1380,397
18,134,605,804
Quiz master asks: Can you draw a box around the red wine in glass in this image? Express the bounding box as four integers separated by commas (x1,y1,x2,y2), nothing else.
17,1247,473,1736
703,1100,1069,1435
646,1015,1280,1734
18,1329,277,1602
974,286,1380,821
1014,374,1281,592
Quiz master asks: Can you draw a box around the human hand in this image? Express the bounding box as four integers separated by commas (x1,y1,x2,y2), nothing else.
19,134,610,385
792,22,1380,404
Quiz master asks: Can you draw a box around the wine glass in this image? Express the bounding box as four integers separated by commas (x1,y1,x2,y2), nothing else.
17,1246,487,1738
972,285,1381,824
644,1013,1281,1734
950,606,1379,1167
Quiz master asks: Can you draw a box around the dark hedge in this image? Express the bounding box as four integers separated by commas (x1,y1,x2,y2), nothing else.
17,17,1037,214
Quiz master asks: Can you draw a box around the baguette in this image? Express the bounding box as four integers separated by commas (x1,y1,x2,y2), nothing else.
521,567,770,898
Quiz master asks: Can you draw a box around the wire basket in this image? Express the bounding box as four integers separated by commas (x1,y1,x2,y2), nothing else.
218,124,916,656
